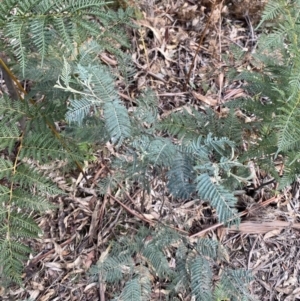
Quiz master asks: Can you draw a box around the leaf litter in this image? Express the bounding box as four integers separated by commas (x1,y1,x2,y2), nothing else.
3,0,300,300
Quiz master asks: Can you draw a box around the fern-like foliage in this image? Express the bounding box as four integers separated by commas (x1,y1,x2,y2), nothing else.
0,0,134,74
0,0,136,285
0,0,258,292
90,227,253,301
54,50,132,145
196,173,239,225
234,0,300,187
0,90,84,284
158,105,249,149
157,107,203,141
190,256,213,301
96,114,247,223
214,269,254,301
166,134,250,225
256,0,287,29
167,154,196,199
0,101,56,284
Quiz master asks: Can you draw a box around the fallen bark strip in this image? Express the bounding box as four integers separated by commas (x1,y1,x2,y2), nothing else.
190,196,280,238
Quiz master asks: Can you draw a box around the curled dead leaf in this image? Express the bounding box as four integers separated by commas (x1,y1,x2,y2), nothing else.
192,91,218,106
44,262,63,272
83,250,95,270
64,256,82,269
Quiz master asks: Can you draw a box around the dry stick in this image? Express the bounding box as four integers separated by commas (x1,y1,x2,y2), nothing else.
91,163,107,188
0,56,26,95
108,193,155,225
97,173,279,239
190,195,279,238
117,181,145,215
247,235,259,270
99,273,106,301
0,61,19,100
30,235,76,264
134,60,168,83
244,12,256,48
108,192,189,235
184,0,219,90
0,56,27,131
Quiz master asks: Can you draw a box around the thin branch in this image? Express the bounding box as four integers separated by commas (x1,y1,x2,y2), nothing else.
190,196,279,238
